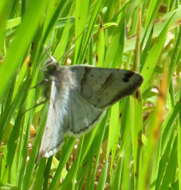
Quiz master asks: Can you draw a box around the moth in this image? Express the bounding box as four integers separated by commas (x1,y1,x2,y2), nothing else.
39,60,143,158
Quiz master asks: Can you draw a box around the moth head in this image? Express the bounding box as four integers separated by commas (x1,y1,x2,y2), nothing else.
46,63,59,76
43,57,60,77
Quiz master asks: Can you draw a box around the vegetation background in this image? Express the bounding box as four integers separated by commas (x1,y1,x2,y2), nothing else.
0,0,180,189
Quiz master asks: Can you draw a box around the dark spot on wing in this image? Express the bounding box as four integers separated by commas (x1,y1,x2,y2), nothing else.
103,73,143,107
122,71,134,82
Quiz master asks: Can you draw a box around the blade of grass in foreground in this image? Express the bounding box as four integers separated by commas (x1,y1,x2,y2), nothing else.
141,13,175,92
0,0,48,98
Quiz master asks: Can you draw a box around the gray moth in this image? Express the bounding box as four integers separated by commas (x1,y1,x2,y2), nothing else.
39,62,143,158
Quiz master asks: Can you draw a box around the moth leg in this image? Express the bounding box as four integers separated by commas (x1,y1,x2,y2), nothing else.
30,79,49,89
23,99,48,114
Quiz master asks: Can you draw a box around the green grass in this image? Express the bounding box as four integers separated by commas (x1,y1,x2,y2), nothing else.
0,0,181,189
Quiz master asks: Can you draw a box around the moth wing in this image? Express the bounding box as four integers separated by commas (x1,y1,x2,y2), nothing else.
70,66,143,108
39,65,143,158
39,80,69,158
68,90,103,134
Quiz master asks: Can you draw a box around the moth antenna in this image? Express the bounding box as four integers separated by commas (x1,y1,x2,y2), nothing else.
42,23,88,67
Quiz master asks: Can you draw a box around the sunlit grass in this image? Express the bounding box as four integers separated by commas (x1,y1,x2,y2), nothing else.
0,0,180,190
